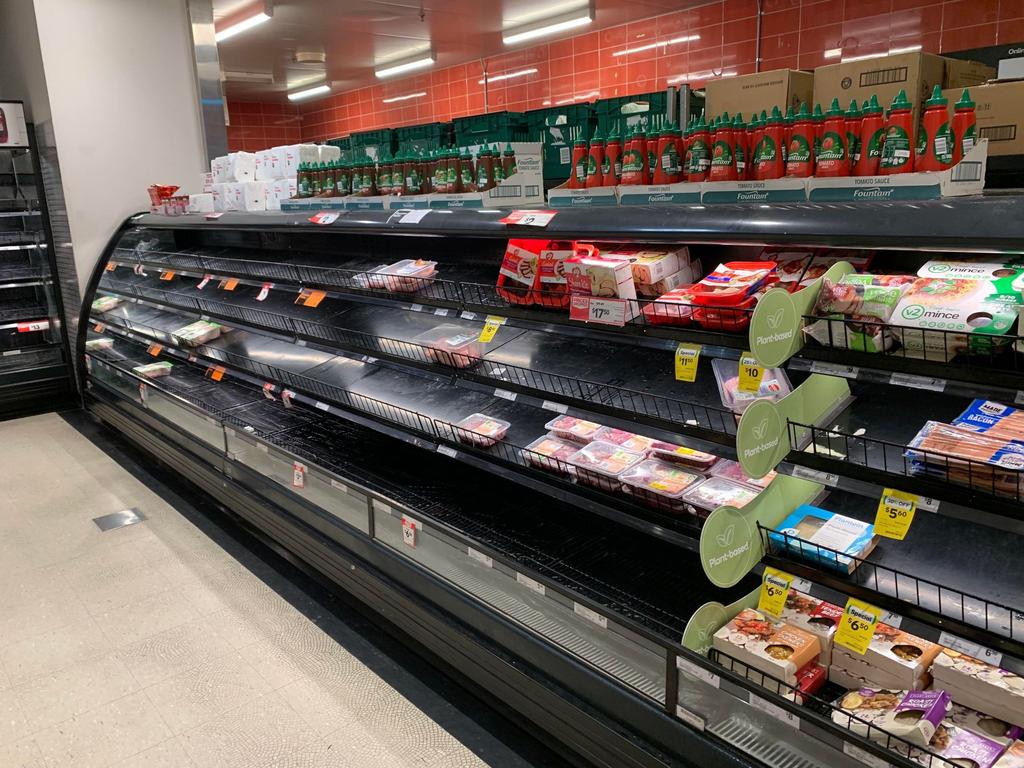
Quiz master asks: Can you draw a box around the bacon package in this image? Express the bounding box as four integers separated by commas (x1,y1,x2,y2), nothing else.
905,420,1024,498
496,239,542,305
953,399,1024,443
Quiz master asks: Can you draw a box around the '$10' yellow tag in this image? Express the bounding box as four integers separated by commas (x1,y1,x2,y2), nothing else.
738,352,763,394
757,567,792,617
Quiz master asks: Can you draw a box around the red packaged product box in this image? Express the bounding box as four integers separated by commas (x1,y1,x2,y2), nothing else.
534,240,573,308
496,239,542,305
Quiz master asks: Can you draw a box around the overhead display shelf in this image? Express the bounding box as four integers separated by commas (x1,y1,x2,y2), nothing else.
80,202,1024,768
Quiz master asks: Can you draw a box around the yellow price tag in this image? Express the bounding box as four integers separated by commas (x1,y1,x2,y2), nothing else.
674,343,701,382
738,352,763,394
835,597,880,655
757,567,792,617
478,315,506,343
874,488,918,540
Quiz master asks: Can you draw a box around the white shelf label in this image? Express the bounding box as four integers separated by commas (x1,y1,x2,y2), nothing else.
749,694,799,729
493,388,517,401
467,547,493,568
256,442,269,453
675,656,720,689
879,610,903,629
330,478,348,492
1015,390,1024,406
541,400,568,413
437,445,458,458
315,401,330,412
410,304,424,313
460,311,477,321
937,631,1002,666
790,577,812,593
843,742,891,768
889,372,945,391
433,308,449,316
917,496,940,513
790,466,839,487
810,361,858,379
292,462,306,489
675,705,705,731
401,515,420,548
573,602,608,629
516,572,545,595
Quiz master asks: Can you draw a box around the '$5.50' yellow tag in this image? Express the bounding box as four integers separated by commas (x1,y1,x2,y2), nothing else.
835,597,880,655
738,352,763,394
757,567,792,617
874,488,918,541
674,343,701,382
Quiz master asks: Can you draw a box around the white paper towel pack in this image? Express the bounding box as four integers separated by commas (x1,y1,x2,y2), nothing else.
210,183,229,212
256,149,281,180
211,156,229,183
232,181,267,211
274,144,318,178
318,144,341,163
267,178,297,210
223,183,242,211
188,193,215,213
226,152,256,182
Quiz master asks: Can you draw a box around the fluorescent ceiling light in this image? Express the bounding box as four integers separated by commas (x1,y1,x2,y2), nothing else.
215,2,273,42
503,7,593,46
375,54,435,79
612,34,700,57
824,47,842,59
382,91,426,103
223,70,274,83
479,68,538,84
288,84,330,101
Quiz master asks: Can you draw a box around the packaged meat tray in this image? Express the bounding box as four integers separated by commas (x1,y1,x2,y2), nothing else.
172,320,224,346
85,338,114,352
692,261,777,304
641,287,696,326
932,648,1024,727
879,689,952,747
619,459,702,512
365,259,437,292
759,248,815,291
91,295,122,313
593,426,657,454
681,476,759,515
712,358,793,414
521,434,579,474
534,241,572,308
905,421,1024,498
954,399,1024,442
567,440,644,493
814,275,913,322
904,724,1004,768
132,361,173,379
413,325,484,368
831,688,904,740
947,703,1024,747
544,415,603,443
451,413,510,448
710,459,776,489
800,250,874,287
648,441,719,470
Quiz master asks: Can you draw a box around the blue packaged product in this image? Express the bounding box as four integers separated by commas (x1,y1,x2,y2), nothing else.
769,504,876,574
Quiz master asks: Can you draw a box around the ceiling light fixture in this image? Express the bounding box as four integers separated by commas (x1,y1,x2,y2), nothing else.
382,91,427,103
478,68,538,85
222,70,275,83
287,83,331,101
215,0,273,42
612,34,700,57
503,5,593,46
375,54,435,79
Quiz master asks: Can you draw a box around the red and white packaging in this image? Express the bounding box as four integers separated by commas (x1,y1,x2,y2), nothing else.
630,246,690,284
534,240,573,308
564,244,638,320
641,286,697,326
636,259,702,298
496,239,542,305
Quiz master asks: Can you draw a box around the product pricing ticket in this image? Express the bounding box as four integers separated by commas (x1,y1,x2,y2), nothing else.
757,567,792,617
738,352,763,394
674,343,701,383
874,488,918,540
835,597,881,655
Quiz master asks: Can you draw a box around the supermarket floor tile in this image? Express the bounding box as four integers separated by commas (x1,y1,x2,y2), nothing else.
0,411,572,768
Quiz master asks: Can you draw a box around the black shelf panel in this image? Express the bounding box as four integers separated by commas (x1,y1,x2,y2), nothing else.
134,195,1024,251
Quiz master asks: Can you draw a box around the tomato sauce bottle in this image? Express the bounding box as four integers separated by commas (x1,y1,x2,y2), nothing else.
951,88,977,165
756,106,785,180
637,129,651,184
855,95,885,176
732,113,748,180
586,128,605,187
619,128,644,185
816,98,850,177
568,137,588,188
502,142,517,177
918,85,954,172
785,102,815,177
687,114,710,182
783,105,795,165
709,113,736,181
879,89,915,175
603,129,622,186
845,99,863,171
812,103,825,160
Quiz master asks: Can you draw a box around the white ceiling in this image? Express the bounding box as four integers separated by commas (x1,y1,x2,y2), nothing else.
213,0,706,100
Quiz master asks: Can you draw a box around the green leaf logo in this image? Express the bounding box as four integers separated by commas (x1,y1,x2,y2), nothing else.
715,524,735,548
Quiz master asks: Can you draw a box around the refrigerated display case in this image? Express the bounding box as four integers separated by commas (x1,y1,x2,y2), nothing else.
0,119,73,415
78,199,1024,768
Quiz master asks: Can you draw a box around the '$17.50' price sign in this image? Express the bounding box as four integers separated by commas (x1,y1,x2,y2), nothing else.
835,597,881,655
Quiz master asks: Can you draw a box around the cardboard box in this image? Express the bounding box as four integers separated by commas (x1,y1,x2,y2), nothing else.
944,58,996,89
712,608,821,686
813,53,946,124
705,69,813,120
943,81,1024,156
547,183,618,207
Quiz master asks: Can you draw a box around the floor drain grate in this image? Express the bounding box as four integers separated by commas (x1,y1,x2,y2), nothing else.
93,508,146,531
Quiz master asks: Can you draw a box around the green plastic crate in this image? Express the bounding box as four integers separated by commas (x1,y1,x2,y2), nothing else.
326,136,351,152
395,122,454,154
524,104,597,181
349,128,396,159
452,111,529,150
595,92,670,136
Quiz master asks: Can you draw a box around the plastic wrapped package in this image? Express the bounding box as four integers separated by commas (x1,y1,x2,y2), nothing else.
710,458,777,489
635,259,701,298
804,316,896,353
687,262,778,332
533,241,572,308
172,320,224,346
85,338,114,352
544,415,603,443
496,240,541,305
648,441,719,470
521,434,580,474
91,296,122,314
451,413,511,448
132,361,173,379
592,426,657,454
682,476,759,516
366,259,438,293
641,287,697,326
814,275,913,321
567,440,644,493
712,358,793,414
619,459,703,512
413,325,484,368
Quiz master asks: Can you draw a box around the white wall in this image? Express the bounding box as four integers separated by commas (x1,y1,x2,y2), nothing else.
29,0,207,293
0,0,51,125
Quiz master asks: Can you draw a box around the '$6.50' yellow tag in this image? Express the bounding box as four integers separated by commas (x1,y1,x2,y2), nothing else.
738,352,763,394
757,567,792,617
874,488,918,540
674,343,701,382
835,597,880,655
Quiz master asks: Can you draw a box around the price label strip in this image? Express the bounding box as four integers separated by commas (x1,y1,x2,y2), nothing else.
296,289,326,308
757,567,792,617
292,462,306,489
221,278,239,291
738,352,763,394
206,365,226,382
499,209,558,227
568,295,627,327
402,515,420,548
478,321,502,343
159,270,175,281
674,343,701,383
308,211,340,225
147,344,163,357
835,597,880,655
874,488,918,541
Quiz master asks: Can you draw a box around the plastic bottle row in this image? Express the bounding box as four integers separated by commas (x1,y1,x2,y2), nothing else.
566,86,978,188
294,143,518,199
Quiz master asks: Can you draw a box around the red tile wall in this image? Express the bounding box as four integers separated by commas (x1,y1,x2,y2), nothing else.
226,100,302,152
225,0,1022,150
